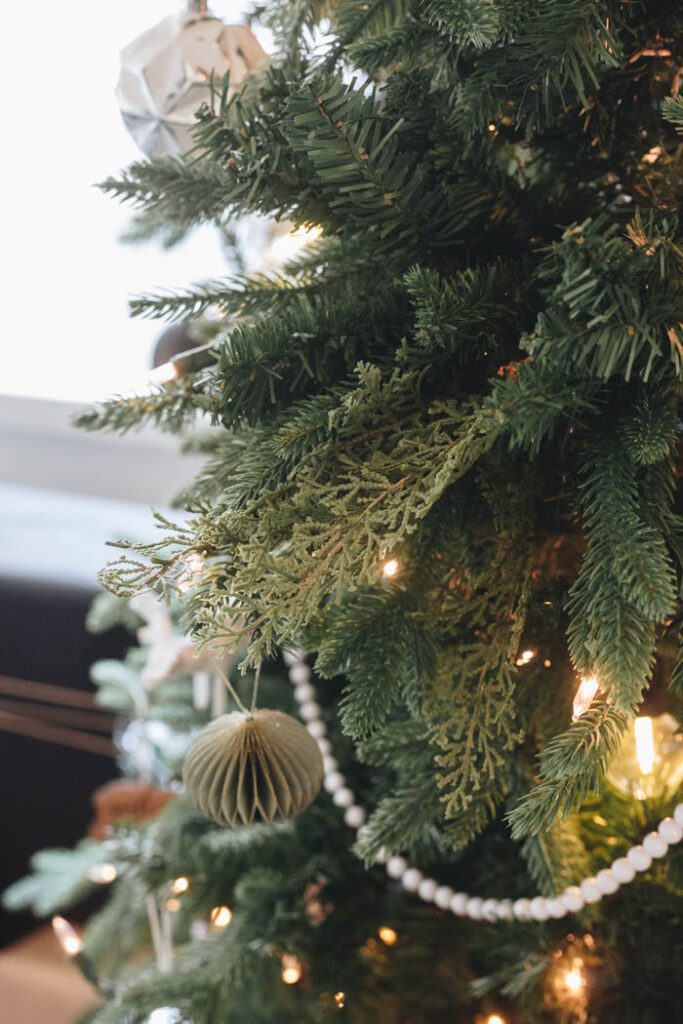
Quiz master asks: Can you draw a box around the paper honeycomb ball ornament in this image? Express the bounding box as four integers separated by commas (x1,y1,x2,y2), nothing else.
117,3,267,157
183,709,324,826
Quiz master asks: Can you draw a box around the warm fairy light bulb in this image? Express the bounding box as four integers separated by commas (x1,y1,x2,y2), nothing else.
172,877,190,894
177,552,206,593
485,1015,506,1024
642,145,662,164
334,991,346,1008
382,558,400,578
281,954,303,985
210,905,232,929
563,965,585,995
378,926,398,946
149,361,178,386
572,676,599,720
52,916,83,957
635,716,655,775
166,898,181,913
87,863,117,884
515,649,536,666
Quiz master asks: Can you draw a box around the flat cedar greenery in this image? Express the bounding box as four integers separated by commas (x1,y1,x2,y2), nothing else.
18,1,683,1020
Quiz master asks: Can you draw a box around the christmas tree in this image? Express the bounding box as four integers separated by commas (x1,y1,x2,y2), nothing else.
7,2,683,1021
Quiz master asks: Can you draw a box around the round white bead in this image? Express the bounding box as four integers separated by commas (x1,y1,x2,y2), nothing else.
375,846,388,865
673,803,683,827
611,857,636,884
322,755,338,774
386,856,407,879
434,886,454,910
306,720,327,739
344,805,366,829
562,886,585,912
627,845,652,872
449,892,468,916
316,737,332,756
465,896,483,920
481,899,498,922
658,817,683,845
288,663,311,683
580,878,602,904
417,878,437,902
294,683,315,704
512,898,531,920
496,899,513,921
547,897,567,919
530,896,550,921
596,869,619,895
401,868,423,893
299,700,321,722
332,787,354,809
642,831,668,859
282,649,299,666
324,771,345,794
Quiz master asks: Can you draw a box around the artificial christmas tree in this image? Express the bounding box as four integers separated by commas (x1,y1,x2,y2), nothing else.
6,1,683,1021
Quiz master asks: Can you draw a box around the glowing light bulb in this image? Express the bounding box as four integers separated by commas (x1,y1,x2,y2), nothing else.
166,898,181,913
149,362,178,386
52,916,83,957
642,145,662,164
210,905,232,929
87,863,117,884
378,926,398,946
172,876,190,894
485,1015,506,1024
382,558,399,578
487,123,497,132
515,649,536,666
281,954,303,985
635,716,655,775
564,966,585,995
572,676,599,720
177,552,206,594
334,991,346,1008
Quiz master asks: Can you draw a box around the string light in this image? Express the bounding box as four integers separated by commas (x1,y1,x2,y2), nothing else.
52,916,83,957
382,558,400,578
87,863,117,884
378,925,398,946
515,649,536,666
172,877,190,894
165,898,181,913
210,905,232,929
485,1015,506,1024
177,552,206,594
642,145,662,164
635,716,655,775
572,676,599,720
563,964,585,995
334,991,346,1008
149,361,178,386
281,953,303,985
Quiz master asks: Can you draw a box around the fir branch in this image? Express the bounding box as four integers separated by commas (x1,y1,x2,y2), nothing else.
508,704,627,837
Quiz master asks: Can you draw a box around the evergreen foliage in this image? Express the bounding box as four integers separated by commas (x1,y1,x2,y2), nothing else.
17,1,683,1020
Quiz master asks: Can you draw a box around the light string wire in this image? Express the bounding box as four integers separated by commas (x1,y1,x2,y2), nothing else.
283,649,683,924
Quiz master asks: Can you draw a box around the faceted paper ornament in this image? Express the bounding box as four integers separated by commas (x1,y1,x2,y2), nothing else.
117,2,267,157
183,710,324,826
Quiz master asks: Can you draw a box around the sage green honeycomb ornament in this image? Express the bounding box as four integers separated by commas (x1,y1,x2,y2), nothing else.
183,710,323,826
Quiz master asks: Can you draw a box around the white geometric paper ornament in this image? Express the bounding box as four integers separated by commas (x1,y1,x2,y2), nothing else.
116,2,267,157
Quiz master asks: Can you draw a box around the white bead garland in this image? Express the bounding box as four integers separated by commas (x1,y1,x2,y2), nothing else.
286,651,683,923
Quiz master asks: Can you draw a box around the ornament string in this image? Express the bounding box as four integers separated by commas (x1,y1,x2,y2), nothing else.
284,649,683,924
